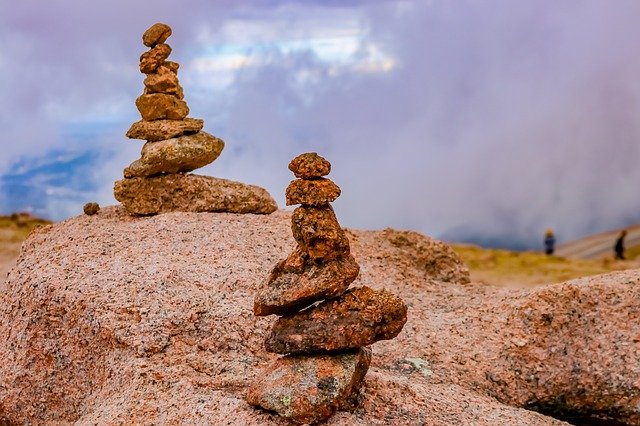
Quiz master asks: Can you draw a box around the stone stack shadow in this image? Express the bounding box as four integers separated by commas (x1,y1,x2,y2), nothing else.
114,23,277,216
247,153,408,424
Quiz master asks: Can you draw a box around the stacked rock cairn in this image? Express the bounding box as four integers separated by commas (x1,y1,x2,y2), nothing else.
114,23,277,216
247,153,408,424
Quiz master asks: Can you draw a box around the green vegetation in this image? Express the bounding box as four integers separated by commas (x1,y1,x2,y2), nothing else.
451,244,633,287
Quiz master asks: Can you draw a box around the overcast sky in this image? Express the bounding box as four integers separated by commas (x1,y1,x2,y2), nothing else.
1,0,640,249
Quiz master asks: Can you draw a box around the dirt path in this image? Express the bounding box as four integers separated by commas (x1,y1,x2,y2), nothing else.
555,224,640,260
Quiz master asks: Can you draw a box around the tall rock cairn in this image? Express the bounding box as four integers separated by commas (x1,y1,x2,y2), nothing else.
114,23,277,216
247,153,408,425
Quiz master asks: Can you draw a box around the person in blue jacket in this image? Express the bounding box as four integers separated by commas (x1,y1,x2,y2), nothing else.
544,228,555,255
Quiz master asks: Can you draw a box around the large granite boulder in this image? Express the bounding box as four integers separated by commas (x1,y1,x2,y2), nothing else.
0,208,636,424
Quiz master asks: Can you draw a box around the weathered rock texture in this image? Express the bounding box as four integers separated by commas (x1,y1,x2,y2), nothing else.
288,152,331,179
264,286,408,354
123,132,224,178
126,118,203,142
83,202,100,215
249,153,408,423
285,178,341,206
115,23,276,216
143,22,171,47
114,174,277,215
253,250,360,316
245,348,372,425
2,207,638,424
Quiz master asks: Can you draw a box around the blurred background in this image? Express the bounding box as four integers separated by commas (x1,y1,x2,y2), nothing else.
2,0,640,251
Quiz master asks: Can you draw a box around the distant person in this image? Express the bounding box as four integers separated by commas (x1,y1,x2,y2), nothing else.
614,230,627,260
544,228,555,255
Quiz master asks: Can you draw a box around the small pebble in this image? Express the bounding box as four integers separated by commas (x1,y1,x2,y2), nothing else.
83,202,100,216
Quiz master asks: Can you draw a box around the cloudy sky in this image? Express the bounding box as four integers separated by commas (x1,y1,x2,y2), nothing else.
2,0,640,249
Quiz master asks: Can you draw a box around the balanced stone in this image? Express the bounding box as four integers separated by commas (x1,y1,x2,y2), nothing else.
163,60,179,74
83,202,100,215
114,174,277,215
124,132,224,178
142,23,172,47
291,205,350,260
246,348,371,425
140,44,172,74
264,286,407,355
254,248,359,316
126,118,203,142
286,178,341,206
288,152,331,179
136,93,188,121
144,65,183,97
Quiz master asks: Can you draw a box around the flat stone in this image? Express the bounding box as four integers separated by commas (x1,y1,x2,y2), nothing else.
114,174,278,215
246,348,371,425
264,286,407,354
253,249,359,316
139,44,172,74
142,23,172,47
123,132,224,178
291,205,350,260
288,152,331,179
286,178,341,206
136,93,189,121
126,118,204,142
143,65,183,98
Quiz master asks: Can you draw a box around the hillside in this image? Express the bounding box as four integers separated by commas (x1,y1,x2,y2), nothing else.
0,213,51,282
555,224,640,260
452,244,639,287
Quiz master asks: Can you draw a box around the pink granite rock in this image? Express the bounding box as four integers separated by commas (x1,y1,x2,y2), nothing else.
0,208,635,425
246,348,371,424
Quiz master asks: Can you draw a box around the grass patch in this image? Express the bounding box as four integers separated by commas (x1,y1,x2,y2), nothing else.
451,244,630,287
0,214,51,243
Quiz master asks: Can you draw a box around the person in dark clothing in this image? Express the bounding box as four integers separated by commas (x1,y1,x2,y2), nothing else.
614,230,627,260
544,228,555,255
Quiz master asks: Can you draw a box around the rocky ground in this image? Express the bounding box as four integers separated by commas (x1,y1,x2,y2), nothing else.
0,207,638,425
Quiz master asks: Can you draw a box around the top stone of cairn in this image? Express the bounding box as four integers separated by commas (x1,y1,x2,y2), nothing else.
143,23,172,47
288,152,331,179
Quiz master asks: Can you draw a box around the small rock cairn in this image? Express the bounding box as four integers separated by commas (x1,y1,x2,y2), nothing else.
247,152,408,424
114,23,277,216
